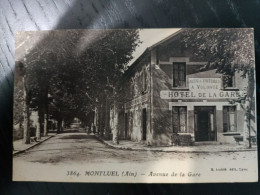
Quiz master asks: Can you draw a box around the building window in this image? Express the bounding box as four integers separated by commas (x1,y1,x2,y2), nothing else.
222,73,235,88
223,106,237,132
172,106,187,133
173,62,186,87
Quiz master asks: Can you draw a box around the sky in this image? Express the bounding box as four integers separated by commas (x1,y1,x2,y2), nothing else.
128,28,181,66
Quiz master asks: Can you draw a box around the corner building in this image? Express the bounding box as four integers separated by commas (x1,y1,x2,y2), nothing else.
109,30,255,146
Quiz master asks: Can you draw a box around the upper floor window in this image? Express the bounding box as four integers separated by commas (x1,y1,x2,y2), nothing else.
173,62,186,88
223,73,235,88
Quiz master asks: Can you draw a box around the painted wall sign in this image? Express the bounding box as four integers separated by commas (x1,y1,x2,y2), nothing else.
160,77,246,99
189,78,222,91
160,90,245,99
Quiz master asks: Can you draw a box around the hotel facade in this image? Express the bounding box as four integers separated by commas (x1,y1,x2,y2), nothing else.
106,30,256,146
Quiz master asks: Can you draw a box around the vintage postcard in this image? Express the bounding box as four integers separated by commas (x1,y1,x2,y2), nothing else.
13,28,258,183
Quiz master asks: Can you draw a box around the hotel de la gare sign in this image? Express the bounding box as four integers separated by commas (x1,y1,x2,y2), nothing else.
160,78,245,100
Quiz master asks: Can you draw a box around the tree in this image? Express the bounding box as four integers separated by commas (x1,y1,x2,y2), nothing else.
14,61,31,144
15,29,141,142
180,28,255,147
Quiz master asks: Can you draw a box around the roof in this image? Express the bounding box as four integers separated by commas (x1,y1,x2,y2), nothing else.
124,29,184,77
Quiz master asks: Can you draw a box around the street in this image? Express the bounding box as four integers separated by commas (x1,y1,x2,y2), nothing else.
14,132,257,165
13,131,258,182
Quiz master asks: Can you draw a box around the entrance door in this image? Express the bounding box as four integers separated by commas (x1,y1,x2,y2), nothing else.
142,108,147,140
194,106,216,141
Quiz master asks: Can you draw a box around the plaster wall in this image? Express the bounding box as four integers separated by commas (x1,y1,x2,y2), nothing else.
117,56,153,144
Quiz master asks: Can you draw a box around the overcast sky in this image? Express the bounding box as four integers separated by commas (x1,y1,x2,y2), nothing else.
128,28,181,66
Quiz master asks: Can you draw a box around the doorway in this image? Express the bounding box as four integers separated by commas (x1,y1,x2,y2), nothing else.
142,108,147,140
194,106,216,141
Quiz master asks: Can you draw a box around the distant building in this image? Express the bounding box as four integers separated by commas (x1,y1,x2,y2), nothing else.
107,29,256,146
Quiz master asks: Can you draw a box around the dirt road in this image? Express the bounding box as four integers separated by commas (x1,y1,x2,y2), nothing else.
14,132,257,165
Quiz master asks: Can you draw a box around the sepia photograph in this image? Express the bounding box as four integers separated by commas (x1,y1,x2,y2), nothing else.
13,28,257,183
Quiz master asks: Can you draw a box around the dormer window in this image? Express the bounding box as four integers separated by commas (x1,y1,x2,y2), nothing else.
173,62,186,88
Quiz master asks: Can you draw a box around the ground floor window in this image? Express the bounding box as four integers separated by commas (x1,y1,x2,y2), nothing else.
223,106,237,132
172,106,187,133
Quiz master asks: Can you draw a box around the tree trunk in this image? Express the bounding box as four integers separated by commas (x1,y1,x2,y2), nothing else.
23,97,30,144
57,119,62,134
243,70,255,148
99,104,104,136
43,89,49,136
43,113,48,136
93,107,98,134
23,77,30,144
243,97,252,148
112,103,119,144
38,106,44,137
104,97,110,139
36,110,41,140
61,120,65,132
53,120,57,130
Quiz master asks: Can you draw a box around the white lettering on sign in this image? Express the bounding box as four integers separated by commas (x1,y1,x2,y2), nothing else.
189,78,221,91
160,78,246,99
160,90,246,99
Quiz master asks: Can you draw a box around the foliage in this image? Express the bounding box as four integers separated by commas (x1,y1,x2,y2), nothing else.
16,30,141,125
180,28,255,97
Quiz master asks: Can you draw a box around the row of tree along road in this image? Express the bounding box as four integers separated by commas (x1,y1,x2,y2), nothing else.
15,29,141,144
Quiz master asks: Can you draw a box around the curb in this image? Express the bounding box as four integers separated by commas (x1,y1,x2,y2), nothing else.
94,135,257,153
13,135,55,156
94,135,117,149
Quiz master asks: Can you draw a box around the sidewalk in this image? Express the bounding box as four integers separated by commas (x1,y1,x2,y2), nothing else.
13,133,56,156
95,135,257,153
